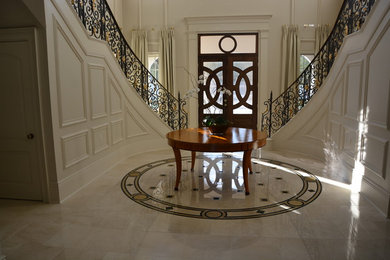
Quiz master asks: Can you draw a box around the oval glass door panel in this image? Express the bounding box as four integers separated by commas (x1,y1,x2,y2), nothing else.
232,61,254,115
200,62,224,115
198,34,258,129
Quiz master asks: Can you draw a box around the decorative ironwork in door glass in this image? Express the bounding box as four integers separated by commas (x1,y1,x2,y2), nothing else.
232,61,254,115
198,33,258,129
202,62,224,115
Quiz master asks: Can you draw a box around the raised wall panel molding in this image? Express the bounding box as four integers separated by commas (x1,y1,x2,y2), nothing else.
111,119,124,145
109,78,122,115
61,130,89,169
88,64,107,120
260,0,390,216
54,20,87,127
361,134,388,179
303,109,328,142
361,173,390,215
362,173,390,195
342,125,358,159
329,120,342,149
330,73,345,116
365,25,390,129
344,60,363,121
125,107,148,139
388,80,390,131
91,123,109,154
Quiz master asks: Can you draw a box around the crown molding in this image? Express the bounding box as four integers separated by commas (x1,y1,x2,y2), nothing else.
185,15,272,25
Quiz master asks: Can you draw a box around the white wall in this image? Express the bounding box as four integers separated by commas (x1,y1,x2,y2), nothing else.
44,0,171,201
106,0,124,29
121,0,343,127
267,0,390,217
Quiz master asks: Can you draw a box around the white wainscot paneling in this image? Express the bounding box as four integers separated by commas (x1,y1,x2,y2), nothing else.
366,26,390,128
344,61,362,120
125,107,147,138
362,134,388,179
111,120,124,145
61,130,89,169
55,24,86,127
304,110,327,141
110,79,122,115
88,65,107,120
91,124,109,154
342,126,358,158
329,121,342,148
330,74,344,115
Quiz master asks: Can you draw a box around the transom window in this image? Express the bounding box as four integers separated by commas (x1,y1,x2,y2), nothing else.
199,34,257,54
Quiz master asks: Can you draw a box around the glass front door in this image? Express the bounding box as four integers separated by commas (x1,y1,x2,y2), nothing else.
198,33,258,129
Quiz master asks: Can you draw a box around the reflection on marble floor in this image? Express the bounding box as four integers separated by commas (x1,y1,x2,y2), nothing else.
0,150,389,260
121,153,321,219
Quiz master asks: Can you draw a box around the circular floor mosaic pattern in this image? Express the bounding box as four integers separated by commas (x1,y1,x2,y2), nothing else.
121,153,322,220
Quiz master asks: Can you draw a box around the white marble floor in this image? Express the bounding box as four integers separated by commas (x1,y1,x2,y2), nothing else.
0,149,389,260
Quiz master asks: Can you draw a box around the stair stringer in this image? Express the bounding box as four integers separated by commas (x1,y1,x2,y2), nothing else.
44,0,172,201
265,0,390,216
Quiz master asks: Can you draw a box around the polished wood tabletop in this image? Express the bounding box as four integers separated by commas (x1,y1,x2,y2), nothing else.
166,127,267,152
166,127,267,195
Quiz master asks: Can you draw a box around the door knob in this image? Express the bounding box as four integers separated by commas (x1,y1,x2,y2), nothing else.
27,133,34,140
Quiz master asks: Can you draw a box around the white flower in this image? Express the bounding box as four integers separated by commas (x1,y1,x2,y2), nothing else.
216,87,232,96
182,67,233,102
198,75,206,85
182,67,204,101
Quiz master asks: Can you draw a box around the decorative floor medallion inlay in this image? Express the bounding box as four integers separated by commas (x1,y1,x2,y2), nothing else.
121,153,322,220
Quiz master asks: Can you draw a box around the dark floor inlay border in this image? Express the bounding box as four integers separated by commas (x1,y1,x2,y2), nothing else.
121,157,322,220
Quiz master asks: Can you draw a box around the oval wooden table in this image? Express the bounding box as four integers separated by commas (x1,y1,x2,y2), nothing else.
166,127,267,195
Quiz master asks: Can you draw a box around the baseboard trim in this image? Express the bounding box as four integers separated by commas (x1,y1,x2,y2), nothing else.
58,137,167,202
361,175,390,217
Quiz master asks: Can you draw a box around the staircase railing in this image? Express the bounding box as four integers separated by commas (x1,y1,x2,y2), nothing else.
70,0,188,130
261,0,376,137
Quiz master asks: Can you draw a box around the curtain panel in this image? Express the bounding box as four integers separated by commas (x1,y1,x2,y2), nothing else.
315,24,330,54
160,28,175,94
281,25,300,92
129,30,148,66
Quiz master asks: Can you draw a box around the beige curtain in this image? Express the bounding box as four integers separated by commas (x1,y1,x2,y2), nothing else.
315,24,330,54
160,28,175,94
281,25,300,92
129,30,148,65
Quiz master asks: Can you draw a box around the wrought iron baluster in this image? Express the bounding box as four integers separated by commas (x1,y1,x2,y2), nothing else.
168,91,172,128
78,0,85,26
178,92,182,129
100,0,105,41
260,0,376,137
68,0,187,130
268,91,273,137
141,66,145,101
123,42,127,75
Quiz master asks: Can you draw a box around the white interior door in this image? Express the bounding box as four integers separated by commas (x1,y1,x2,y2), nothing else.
0,29,43,200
